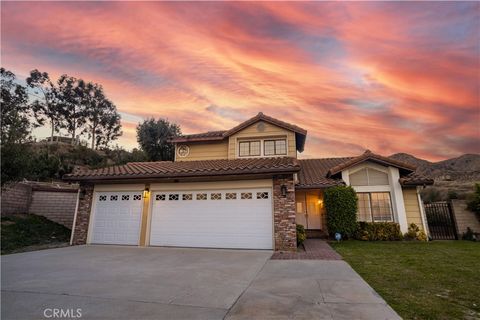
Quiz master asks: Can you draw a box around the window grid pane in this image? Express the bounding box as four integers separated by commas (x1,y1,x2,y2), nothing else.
239,142,249,157
264,141,275,155
250,141,260,156
357,193,372,222
370,192,393,222
275,140,287,155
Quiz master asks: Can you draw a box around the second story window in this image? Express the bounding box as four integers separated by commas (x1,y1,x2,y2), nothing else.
264,139,287,156
239,141,260,157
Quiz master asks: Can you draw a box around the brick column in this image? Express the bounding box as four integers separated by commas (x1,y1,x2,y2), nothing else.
273,175,297,251
71,183,94,245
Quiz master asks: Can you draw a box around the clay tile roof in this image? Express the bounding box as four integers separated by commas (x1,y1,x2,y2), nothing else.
63,157,300,181
170,130,226,143
399,172,434,186
296,158,352,188
223,112,307,137
327,150,416,176
170,113,308,150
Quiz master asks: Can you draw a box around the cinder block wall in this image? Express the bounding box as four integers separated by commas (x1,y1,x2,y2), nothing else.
1,183,32,215
1,182,78,229
29,191,78,229
451,199,480,235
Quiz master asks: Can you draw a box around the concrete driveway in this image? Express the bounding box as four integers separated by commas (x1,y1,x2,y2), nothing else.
2,245,399,320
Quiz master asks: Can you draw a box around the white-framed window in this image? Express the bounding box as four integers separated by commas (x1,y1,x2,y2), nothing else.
357,192,393,222
239,140,261,157
264,139,287,156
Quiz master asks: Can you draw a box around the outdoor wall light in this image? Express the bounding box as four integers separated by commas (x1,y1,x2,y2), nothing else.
143,187,150,198
281,185,287,197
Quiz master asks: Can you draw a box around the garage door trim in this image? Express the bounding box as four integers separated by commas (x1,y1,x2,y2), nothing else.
87,188,145,245
147,185,274,249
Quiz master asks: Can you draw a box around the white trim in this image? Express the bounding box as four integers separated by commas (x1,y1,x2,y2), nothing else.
235,136,288,159
69,189,80,245
86,191,97,244
417,186,430,239
352,185,390,192
87,189,144,245
343,161,408,233
150,179,273,191
341,169,350,185
388,166,408,233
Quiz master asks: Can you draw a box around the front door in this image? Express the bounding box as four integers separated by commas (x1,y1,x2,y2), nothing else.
295,190,323,230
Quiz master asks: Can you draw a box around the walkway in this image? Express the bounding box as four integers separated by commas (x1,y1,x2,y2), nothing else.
271,239,342,260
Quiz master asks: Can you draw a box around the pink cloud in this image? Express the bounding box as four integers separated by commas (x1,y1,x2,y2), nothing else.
1,2,478,161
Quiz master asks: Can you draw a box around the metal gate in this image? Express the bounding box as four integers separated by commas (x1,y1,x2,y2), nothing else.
424,202,457,240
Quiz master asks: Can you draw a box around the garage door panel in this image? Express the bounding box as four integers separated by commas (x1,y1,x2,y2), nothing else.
150,187,273,249
91,191,143,245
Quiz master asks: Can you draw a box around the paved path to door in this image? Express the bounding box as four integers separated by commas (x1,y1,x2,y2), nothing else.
271,239,343,260
2,245,400,320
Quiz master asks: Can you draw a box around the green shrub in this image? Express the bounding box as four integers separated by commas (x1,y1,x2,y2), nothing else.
324,186,358,239
404,223,427,241
356,222,403,241
296,224,306,247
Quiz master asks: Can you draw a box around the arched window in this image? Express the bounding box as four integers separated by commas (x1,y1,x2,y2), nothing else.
349,168,388,186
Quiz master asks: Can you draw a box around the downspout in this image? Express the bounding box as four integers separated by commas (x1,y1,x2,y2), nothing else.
416,186,430,240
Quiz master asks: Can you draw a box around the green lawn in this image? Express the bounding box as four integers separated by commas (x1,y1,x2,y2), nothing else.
331,241,480,320
1,214,71,255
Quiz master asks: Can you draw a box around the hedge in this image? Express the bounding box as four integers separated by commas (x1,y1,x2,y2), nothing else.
324,186,358,238
356,222,403,241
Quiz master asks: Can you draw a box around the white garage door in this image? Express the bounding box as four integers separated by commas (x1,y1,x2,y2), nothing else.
150,188,273,249
90,191,143,245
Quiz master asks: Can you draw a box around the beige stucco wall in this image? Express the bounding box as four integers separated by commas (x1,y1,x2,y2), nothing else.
175,140,229,161
227,121,296,159
402,187,424,231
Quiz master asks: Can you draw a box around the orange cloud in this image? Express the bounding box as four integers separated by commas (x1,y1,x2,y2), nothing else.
1,2,478,160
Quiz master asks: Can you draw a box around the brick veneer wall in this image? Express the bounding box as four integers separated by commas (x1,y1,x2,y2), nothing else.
71,184,94,245
451,199,480,235
1,183,32,215
29,191,77,228
273,175,297,251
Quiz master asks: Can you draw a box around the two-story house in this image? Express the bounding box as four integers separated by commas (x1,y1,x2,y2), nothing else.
65,113,432,251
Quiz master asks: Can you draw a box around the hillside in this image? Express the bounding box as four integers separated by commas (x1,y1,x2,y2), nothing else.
390,153,480,181
390,153,480,201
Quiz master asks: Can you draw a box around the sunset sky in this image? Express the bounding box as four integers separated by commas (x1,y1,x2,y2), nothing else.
1,2,479,161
